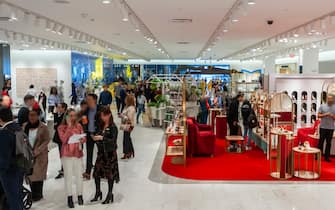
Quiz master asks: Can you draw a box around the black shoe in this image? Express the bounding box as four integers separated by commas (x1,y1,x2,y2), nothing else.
102,193,114,204
90,191,102,202
325,158,332,162
67,196,74,208
78,195,84,205
32,196,43,202
55,172,64,179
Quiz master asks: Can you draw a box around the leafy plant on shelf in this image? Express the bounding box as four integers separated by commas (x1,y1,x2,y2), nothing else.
148,94,168,108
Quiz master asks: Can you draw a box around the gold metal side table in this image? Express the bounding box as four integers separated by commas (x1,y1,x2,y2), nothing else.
293,147,321,179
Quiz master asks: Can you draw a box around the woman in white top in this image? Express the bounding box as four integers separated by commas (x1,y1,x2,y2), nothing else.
121,95,136,159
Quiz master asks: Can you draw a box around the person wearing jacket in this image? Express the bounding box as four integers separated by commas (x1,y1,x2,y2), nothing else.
99,85,113,106
53,102,68,179
0,107,24,210
241,99,254,150
228,93,244,135
58,108,86,208
83,94,101,180
91,106,119,204
23,108,50,202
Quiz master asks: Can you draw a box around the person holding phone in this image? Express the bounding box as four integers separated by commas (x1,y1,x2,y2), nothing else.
58,108,86,208
90,106,119,204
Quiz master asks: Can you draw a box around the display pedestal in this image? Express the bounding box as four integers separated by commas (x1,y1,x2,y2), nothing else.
216,115,227,139
270,131,294,180
209,108,223,133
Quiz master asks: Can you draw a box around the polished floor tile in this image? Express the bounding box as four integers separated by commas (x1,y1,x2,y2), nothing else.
30,120,335,210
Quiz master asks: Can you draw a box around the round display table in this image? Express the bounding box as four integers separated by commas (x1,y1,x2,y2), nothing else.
216,115,227,139
293,147,321,179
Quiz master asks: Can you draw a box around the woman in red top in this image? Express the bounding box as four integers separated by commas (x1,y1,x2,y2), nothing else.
58,108,86,209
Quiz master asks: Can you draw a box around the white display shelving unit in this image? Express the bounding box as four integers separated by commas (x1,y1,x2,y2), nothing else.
269,74,335,128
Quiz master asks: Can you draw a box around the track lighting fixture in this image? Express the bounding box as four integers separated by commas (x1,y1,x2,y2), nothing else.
58,25,65,35
51,23,58,33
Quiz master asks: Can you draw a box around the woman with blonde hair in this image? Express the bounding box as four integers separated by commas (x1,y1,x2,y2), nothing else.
120,95,136,159
58,108,86,208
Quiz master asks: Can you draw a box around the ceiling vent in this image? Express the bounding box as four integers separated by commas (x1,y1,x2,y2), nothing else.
170,18,192,23
177,41,190,45
54,0,71,4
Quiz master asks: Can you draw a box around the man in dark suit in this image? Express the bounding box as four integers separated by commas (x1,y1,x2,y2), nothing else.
0,107,24,210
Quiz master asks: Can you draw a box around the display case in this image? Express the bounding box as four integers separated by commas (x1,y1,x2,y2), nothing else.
253,92,294,157
270,74,335,127
163,75,187,166
231,70,261,99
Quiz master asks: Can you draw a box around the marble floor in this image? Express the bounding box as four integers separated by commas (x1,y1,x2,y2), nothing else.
31,119,335,210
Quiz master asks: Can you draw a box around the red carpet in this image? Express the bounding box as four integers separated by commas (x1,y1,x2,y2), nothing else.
162,138,335,181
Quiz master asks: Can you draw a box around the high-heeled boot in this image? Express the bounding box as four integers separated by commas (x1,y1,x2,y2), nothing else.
90,191,102,202
102,193,114,204
67,196,74,208
78,195,84,205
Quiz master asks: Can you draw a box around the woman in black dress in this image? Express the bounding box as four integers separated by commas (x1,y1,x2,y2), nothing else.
91,106,120,204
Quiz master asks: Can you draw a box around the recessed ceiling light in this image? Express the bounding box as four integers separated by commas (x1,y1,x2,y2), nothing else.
102,0,111,4
232,19,239,23
122,17,129,22
293,33,299,38
40,47,47,50
135,28,140,32
223,29,229,33
122,52,127,55
248,0,256,5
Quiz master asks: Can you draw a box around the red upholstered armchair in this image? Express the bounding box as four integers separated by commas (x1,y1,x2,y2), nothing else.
295,120,320,147
188,117,212,131
187,118,216,157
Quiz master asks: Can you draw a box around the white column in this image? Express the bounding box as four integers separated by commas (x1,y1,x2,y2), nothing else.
302,48,319,74
263,56,276,92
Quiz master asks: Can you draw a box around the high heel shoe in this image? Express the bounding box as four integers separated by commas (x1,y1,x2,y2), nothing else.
130,152,135,158
90,191,102,202
121,154,131,159
67,196,74,208
78,195,84,205
102,193,114,204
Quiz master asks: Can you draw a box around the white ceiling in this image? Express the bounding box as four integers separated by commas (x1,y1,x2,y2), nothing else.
1,0,335,60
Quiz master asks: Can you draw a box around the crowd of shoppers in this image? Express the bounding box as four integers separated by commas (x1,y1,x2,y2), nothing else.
0,80,143,210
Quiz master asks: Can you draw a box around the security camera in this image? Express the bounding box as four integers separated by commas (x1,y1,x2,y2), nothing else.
267,20,274,25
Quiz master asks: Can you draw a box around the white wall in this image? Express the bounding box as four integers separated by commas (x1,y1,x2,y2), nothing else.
11,50,72,104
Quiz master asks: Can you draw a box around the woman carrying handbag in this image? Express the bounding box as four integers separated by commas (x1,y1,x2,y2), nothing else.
120,95,136,159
